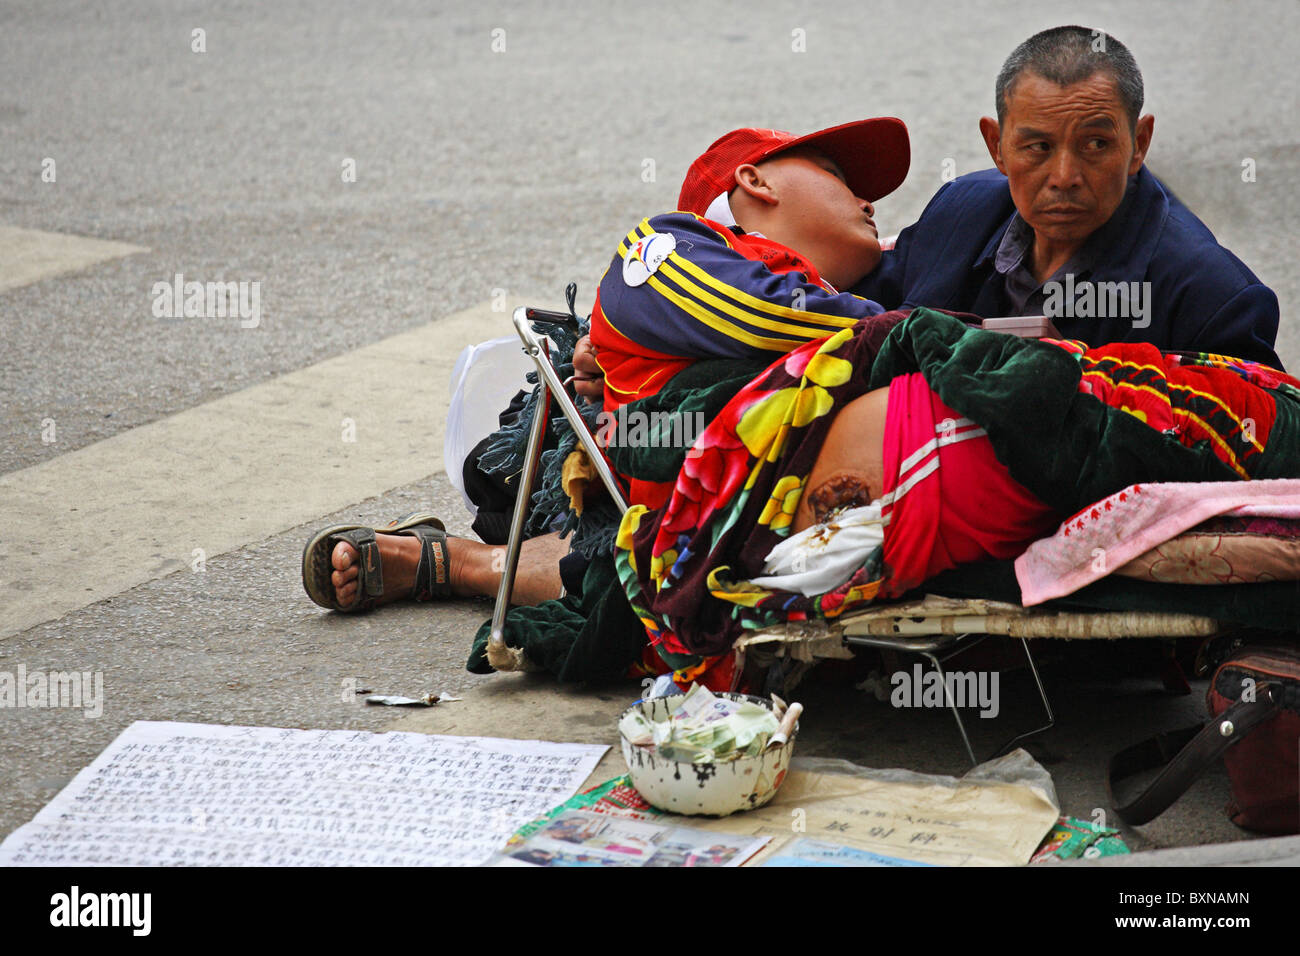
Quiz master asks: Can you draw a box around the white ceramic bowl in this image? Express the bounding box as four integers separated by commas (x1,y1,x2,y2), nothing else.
619,692,797,816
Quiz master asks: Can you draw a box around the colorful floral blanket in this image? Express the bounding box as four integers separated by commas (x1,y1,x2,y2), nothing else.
615,307,1300,675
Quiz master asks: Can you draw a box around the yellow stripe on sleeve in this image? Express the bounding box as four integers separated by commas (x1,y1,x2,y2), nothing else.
644,273,812,352
657,259,854,340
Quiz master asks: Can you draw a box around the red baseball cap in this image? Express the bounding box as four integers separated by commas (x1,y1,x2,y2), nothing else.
677,118,910,216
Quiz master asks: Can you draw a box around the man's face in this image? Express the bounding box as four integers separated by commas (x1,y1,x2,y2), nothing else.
983,71,1153,248
758,146,882,283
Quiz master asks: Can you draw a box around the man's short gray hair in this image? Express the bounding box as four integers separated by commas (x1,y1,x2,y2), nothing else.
995,26,1144,131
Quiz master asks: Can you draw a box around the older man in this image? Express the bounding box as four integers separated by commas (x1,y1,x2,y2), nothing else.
852,25,1283,368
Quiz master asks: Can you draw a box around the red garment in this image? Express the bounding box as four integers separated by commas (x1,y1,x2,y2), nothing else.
881,372,1060,596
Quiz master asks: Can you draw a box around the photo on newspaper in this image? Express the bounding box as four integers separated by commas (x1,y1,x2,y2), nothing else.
484,810,769,867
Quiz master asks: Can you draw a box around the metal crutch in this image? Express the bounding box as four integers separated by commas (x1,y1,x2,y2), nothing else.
486,307,629,667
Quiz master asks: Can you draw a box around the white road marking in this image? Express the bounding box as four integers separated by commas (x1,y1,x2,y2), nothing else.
0,226,147,293
0,299,534,639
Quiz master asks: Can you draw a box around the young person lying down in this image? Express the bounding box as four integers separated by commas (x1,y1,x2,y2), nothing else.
460,117,1299,691
307,119,909,617
612,309,1300,686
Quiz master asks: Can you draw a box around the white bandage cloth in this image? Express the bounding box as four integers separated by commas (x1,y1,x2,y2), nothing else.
748,502,887,597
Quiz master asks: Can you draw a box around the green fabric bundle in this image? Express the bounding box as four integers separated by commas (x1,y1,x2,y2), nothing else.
868,308,1239,514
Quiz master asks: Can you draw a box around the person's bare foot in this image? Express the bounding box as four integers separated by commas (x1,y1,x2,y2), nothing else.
328,528,565,610
331,533,424,609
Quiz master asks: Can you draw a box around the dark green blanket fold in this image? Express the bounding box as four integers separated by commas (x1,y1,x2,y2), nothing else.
605,357,771,482
867,308,1240,514
467,552,645,681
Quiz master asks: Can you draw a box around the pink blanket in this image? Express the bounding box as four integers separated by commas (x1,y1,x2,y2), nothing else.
1014,480,1300,605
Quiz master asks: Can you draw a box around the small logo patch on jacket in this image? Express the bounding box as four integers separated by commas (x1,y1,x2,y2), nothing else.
622,232,676,287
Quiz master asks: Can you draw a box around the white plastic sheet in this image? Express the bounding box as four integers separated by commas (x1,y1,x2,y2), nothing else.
443,336,535,516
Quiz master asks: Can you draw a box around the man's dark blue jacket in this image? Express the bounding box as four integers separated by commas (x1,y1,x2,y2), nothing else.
852,166,1282,368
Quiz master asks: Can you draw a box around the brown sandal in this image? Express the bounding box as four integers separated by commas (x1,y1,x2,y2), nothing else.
301,512,453,612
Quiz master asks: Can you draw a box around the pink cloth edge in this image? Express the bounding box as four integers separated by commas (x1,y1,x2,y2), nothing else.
1014,479,1300,605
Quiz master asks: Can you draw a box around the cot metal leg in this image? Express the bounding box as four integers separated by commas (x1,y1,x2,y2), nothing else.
932,634,1056,764
923,650,978,767
987,637,1056,760
846,629,1055,767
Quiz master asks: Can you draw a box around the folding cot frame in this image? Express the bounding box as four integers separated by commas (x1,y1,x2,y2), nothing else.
487,307,1224,767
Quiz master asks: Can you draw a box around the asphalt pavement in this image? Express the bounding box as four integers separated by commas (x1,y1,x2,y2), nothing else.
1,0,1297,857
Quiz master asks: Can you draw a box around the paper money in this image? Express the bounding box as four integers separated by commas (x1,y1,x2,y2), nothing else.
633,686,780,764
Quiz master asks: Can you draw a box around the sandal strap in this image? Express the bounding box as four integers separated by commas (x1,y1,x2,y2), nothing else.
402,525,453,601
329,527,384,598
